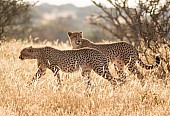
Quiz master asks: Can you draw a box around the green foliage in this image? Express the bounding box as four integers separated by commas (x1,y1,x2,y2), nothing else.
0,0,31,39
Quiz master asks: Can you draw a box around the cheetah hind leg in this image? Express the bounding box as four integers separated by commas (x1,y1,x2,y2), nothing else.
112,58,127,84
128,65,145,85
93,66,118,85
114,64,127,83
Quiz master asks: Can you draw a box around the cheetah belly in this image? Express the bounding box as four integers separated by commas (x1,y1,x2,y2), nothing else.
60,65,79,73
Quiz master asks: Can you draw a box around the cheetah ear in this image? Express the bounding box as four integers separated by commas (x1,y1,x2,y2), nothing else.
28,46,33,52
80,32,83,34
67,31,72,36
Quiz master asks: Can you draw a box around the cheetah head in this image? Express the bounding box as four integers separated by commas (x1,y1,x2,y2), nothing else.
19,46,34,60
67,31,91,49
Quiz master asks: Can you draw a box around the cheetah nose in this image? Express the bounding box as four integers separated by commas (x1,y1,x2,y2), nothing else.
19,55,24,60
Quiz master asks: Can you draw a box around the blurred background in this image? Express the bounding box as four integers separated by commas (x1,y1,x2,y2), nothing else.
0,0,113,42
1,0,169,43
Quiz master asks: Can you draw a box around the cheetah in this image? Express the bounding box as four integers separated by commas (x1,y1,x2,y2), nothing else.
19,46,120,87
67,31,160,81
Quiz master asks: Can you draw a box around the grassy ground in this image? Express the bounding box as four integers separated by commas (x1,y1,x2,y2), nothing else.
0,39,170,116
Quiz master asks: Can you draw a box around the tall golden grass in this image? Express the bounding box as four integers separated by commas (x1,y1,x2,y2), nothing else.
0,39,169,116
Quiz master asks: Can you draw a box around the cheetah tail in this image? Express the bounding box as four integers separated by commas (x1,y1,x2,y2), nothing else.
137,56,160,70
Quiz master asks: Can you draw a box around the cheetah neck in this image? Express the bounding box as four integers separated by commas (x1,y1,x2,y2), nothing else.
83,38,95,48
31,48,43,59
88,42,99,49
39,47,61,59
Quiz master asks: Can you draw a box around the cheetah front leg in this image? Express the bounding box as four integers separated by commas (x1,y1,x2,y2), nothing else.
81,69,92,89
32,62,47,82
32,67,47,82
49,66,61,85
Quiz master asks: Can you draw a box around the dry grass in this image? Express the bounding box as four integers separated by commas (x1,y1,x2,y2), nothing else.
0,39,170,116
